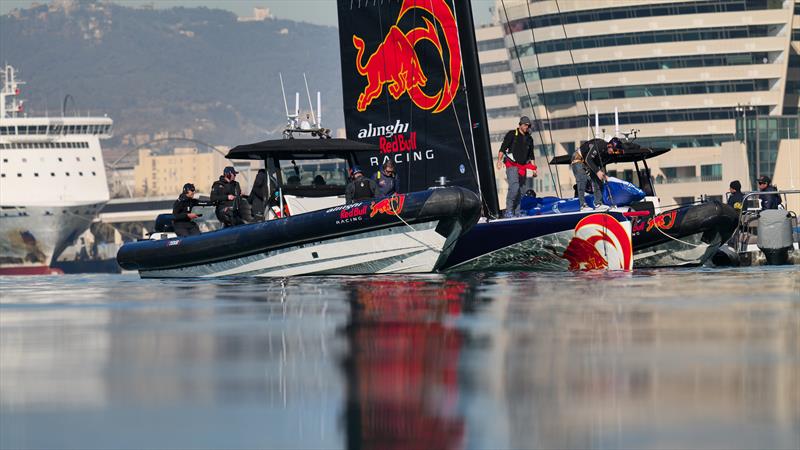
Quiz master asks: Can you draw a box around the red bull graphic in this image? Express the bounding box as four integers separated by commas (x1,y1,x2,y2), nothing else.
562,214,633,271
352,0,461,113
370,194,406,218
645,210,677,232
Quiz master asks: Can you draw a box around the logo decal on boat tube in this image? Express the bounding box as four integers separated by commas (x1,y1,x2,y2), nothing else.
351,0,461,113
370,194,406,218
645,210,677,232
562,214,633,271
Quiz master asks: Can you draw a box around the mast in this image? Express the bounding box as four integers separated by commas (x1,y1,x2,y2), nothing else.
453,0,499,216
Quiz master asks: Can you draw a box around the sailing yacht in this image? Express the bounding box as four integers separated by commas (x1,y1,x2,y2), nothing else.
335,0,634,271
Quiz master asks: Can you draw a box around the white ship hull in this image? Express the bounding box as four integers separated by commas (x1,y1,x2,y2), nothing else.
0,204,102,274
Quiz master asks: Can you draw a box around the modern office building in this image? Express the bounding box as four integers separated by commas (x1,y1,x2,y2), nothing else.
496,0,799,211
478,22,561,209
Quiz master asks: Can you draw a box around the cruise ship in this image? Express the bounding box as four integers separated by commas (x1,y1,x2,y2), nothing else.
0,65,112,275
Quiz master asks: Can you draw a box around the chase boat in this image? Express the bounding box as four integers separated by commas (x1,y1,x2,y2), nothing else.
116,138,480,277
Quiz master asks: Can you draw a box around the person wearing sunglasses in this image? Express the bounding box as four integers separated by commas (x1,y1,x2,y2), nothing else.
373,160,399,197
757,175,782,210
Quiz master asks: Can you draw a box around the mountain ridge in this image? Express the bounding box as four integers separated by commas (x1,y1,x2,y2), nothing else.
0,1,345,157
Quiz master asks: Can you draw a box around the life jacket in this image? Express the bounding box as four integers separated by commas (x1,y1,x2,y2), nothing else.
353,179,374,201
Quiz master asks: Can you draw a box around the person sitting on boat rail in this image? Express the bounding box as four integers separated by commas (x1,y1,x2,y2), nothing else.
496,116,537,218
757,175,782,210
345,166,377,204
571,137,617,211
172,183,203,237
211,166,243,227
373,160,399,197
727,180,744,211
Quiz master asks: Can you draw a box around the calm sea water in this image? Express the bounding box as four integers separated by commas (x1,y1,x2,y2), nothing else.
1,267,798,450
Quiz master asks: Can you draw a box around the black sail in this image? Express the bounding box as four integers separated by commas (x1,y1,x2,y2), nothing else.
337,0,498,215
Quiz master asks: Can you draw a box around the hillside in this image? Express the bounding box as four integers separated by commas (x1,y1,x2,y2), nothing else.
0,1,344,157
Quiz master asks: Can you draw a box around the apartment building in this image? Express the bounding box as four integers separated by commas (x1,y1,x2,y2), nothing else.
495,0,799,211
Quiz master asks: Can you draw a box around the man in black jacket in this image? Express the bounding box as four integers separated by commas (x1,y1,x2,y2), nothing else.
172,183,202,237
345,166,377,203
727,180,744,210
757,175,782,210
496,116,537,217
373,161,399,197
571,137,617,210
211,166,242,227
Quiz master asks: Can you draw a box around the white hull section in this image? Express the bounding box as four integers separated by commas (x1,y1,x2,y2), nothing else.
140,221,447,278
0,204,100,268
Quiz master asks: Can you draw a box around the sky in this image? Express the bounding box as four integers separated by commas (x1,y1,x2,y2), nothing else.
0,0,496,27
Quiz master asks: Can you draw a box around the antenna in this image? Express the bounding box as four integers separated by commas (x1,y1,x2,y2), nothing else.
317,91,322,128
279,73,290,118
303,73,317,127
294,92,300,118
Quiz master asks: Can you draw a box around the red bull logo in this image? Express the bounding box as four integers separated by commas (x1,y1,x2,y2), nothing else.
562,214,633,271
645,210,677,232
352,0,461,113
370,194,406,218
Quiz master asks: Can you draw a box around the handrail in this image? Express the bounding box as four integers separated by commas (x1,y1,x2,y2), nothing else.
737,189,800,219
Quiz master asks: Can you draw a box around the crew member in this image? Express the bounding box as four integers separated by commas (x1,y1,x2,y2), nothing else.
727,180,744,210
757,175,782,210
571,137,618,211
373,160,399,197
345,166,377,204
496,116,537,218
211,166,242,227
172,183,202,237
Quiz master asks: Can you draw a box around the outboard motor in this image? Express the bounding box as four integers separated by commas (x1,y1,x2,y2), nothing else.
757,209,793,265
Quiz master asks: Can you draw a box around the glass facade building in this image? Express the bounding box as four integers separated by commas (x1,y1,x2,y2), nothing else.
497,0,800,203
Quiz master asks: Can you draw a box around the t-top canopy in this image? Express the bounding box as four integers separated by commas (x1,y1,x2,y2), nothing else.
549,143,671,165
226,138,379,160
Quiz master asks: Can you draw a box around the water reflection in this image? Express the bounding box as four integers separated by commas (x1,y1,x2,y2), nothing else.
0,269,797,450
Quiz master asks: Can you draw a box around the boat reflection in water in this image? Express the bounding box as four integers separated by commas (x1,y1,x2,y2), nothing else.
0,270,797,449
342,279,472,450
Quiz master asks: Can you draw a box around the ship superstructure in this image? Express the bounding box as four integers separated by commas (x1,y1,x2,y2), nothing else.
0,65,112,274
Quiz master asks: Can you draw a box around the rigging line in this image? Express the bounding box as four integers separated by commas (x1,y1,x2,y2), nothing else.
554,0,595,138
524,0,561,198
500,0,554,196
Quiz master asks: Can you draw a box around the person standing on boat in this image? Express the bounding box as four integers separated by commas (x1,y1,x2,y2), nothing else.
346,166,377,204
496,116,537,218
757,175,782,210
211,166,243,227
727,180,744,210
373,161,399,197
571,138,615,211
172,183,202,237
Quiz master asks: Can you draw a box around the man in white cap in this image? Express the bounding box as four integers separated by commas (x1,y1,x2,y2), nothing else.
496,116,537,218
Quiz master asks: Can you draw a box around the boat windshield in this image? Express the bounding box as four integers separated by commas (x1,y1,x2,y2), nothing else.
279,158,349,190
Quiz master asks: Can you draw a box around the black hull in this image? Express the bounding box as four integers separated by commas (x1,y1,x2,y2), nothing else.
117,187,480,277
442,211,633,272
631,201,738,267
